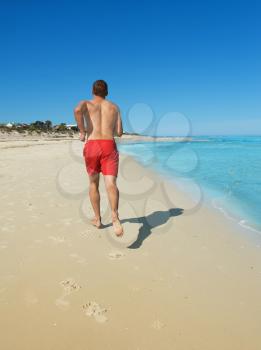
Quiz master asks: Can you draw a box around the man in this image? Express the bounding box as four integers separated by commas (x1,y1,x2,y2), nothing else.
74,80,124,237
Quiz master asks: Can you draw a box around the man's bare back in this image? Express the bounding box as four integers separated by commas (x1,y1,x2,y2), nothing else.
85,99,121,140
74,80,123,237
74,98,123,141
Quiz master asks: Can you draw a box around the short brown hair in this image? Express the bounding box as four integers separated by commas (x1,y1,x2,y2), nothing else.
92,80,108,97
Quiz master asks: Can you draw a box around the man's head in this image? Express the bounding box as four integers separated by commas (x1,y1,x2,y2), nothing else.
92,80,108,98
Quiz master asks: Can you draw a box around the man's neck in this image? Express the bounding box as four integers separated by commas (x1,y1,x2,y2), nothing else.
92,95,105,103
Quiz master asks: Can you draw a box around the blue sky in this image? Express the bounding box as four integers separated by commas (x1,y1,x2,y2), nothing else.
0,0,260,135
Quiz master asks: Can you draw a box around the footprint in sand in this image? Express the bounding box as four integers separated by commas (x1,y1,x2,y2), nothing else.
151,319,165,330
48,235,69,245
55,278,81,310
60,278,81,295
82,301,108,323
108,251,125,260
69,253,87,264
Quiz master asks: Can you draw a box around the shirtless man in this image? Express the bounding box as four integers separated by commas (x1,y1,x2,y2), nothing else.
74,80,124,236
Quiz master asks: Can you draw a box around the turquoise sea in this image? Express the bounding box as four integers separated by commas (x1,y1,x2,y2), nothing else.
118,136,261,234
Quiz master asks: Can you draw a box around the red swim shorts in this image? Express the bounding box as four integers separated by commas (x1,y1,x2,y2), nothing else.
83,139,119,177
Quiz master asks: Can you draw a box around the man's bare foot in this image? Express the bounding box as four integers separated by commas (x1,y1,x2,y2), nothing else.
112,218,124,237
91,217,102,229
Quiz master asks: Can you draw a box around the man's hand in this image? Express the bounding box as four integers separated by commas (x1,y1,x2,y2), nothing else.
74,100,88,139
79,131,86,142
114,107,123,137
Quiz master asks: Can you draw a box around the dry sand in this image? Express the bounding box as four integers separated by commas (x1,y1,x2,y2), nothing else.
0,138,261,350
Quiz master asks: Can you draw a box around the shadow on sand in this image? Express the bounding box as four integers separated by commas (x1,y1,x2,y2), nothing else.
103,208,184,249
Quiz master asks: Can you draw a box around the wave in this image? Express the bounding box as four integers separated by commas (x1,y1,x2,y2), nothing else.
211,197,261,235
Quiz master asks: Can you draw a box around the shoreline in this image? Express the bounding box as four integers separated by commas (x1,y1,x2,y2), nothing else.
120,149,261,245
118,141,261,240
157,168,261,241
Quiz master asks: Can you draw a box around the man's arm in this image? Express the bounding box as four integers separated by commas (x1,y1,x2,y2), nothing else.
74,100,87,141
114,107,123,137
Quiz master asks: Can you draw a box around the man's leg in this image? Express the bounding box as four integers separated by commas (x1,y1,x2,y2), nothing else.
103,175,123,236
89,173,102,228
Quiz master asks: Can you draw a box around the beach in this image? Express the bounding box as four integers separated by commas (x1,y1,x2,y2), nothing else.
1,138,261,350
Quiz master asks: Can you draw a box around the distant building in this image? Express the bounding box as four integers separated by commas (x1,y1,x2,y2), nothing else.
66,124,77,130
6,123,13,128
16,123,28,128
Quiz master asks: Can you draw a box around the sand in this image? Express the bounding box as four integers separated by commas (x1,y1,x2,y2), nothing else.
0,138,261,350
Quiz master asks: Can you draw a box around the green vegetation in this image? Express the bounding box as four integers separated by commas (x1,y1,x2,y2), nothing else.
0,122,134,137
0,121,79,135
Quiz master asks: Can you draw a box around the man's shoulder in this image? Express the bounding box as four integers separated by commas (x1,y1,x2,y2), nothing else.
106,100,119,111
76,100,90,108
85,100,96,110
